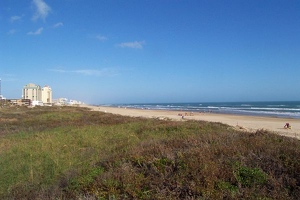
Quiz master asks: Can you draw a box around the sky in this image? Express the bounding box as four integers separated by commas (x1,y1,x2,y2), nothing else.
1,0,300,104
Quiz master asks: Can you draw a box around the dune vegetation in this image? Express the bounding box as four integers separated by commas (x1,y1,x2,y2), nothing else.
0,106,299,199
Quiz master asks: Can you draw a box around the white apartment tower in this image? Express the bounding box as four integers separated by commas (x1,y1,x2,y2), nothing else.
22,83,53,104
22,83,42,101
42,85,52,104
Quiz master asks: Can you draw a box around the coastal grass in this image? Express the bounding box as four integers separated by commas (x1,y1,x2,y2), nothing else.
0,106,299,199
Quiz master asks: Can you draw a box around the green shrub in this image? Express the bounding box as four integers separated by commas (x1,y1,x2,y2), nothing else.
234,164,267,187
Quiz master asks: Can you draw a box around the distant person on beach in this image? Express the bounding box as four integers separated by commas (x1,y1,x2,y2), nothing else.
284,123,291,129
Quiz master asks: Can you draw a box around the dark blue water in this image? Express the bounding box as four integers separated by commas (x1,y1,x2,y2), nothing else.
104,101,300,119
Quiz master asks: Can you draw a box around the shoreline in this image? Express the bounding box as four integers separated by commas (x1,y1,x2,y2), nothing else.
81,104,300,139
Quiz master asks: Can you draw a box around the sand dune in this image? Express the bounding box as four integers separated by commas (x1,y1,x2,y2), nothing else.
81,105,300,139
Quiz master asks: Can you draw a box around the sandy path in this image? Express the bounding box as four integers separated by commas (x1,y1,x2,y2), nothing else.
81,105,300,139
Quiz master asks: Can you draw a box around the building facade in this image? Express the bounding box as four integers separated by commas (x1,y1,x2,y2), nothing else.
42,85,52,104
8,99,31,106
22,83,42,101
22,83,53,105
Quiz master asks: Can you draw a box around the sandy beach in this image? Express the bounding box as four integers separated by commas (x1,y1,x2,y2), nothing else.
81,105,300,139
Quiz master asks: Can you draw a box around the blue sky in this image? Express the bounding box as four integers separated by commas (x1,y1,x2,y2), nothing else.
1,0,300,104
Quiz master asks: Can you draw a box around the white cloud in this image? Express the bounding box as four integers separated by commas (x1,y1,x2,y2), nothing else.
49,69,66,73
96,35,107,41
1,74,17,82
74,69,118,76
49,68,119,77
27,27,43,35
53,22,63,28
10,15,22,22
117,41,145,49
32,0,51,21
7,29,16,35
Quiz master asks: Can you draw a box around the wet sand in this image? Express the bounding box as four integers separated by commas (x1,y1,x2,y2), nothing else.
81,105,300,139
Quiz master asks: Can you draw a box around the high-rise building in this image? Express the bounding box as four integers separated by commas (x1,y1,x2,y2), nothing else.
42,85,52,104
0,78,2,99
22,83,42,101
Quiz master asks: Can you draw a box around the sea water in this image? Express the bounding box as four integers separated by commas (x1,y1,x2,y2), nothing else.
107,101,300,119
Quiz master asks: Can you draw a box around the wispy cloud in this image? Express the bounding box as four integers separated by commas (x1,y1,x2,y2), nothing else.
74,69,118,76
49,69,66,73
7,29,16,35
1,74,17,82
53,22,63,28
49,68,119,77
117,41,145,49
96,35,107,41
32,0,51,21
27,27,43,35
10,15,22,22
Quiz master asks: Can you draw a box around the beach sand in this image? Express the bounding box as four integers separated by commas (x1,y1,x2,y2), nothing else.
81,105,300,139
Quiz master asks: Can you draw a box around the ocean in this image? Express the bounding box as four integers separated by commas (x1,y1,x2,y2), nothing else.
107,101,300,119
